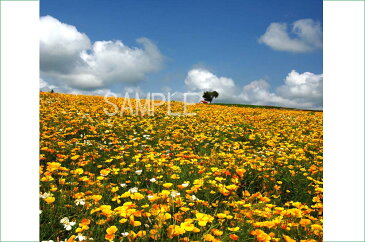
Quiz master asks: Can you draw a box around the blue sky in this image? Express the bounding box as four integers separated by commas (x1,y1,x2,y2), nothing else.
40,0,323,109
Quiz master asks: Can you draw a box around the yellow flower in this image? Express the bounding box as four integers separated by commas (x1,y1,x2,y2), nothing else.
228,226,240,232
195,213,214,227
163,183,173,189
119,218,128,224
136,230,146,237
106,225,118,234
46,162,61,172
44,196,55,204
39,93,323,242
170,174,180,179
120,191,131,198
96,219,106,225
70,155,80,160
167,225,185,238
91,195,102,202
130,192,144,200
299,218,312,227
131,220,141,227
236,168,246,177
74,168,83,175
203,233,215,241
180,221,195,231
216,213,226,219
111,186,119,193
156,212,171,221
251,229,271,242
283,235,296,242
311,224,322,231
211,228,223,236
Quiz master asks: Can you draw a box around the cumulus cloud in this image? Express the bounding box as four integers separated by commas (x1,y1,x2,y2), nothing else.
184,68,236,101
184,68,323,109
276,70,323,106
40,15,164,90
40,77,119,97
239,80,296,107
40,78,58,91
259,19,322,53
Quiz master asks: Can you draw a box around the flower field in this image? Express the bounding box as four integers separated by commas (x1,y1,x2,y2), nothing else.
40,93,323,242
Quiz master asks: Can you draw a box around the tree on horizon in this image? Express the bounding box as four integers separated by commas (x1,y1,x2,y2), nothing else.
202,91,219,103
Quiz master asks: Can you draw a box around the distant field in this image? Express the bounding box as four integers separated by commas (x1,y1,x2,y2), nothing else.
40,93,323,242
211,103,323,112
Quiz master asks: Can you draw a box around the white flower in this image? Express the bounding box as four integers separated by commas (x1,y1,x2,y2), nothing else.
60,217,76,231
120,183,127,188
147,195,154,200
121,232,129,237
191,195,199,201
170,191,180,198
75,199,85,206
129,187,138,193
64,224,73,231
76,234,87,241
181,183,189,188
143,134,151,140
40,192,51,199
149,178,157,183
135,170,143,175
60,217,69,224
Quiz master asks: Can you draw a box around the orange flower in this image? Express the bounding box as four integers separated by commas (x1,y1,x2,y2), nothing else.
211,228,223,236
80,218,90,226
66,235,76,242
300,218,312,227
203,233,216,241
236,168,246,177
105,233,115,241
229,234,239,240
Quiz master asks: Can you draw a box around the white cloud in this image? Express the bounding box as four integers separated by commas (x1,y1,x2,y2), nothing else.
40,77,118,97
240,70,323,109
184,68,323,109
184,68,236,101
239,80,295,106
39,78,47,89
259,19,322,53
40,16,91,74
39,78,57,91
40,15,164,90
277,70,323,106
122,86,146,99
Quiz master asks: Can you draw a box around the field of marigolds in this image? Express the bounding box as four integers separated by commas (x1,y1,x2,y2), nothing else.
40,93,323,242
